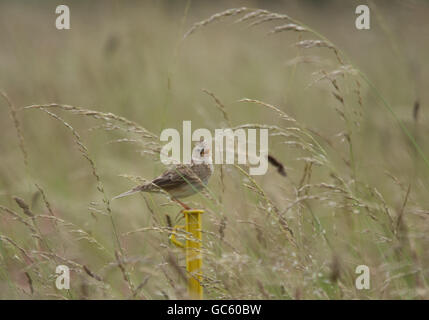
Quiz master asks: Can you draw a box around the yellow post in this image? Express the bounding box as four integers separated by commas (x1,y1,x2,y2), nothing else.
170,209,204,299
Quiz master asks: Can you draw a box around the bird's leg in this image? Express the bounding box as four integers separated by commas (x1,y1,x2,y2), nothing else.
173,198,191,210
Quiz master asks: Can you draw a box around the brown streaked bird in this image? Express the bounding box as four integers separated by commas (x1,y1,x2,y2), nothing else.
113,140,213,209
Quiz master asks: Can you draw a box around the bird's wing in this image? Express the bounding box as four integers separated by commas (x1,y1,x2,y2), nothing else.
150,164,199,191
112,164,204,200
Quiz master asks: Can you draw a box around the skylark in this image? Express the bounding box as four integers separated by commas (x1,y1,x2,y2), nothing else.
113,140,213,209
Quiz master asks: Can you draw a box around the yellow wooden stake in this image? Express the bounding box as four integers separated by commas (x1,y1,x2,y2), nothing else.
170,209,204,299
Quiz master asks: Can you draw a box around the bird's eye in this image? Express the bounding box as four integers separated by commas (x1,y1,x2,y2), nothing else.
200,148,204,156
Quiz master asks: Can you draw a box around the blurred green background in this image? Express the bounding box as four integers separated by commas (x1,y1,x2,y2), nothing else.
0,0,428,299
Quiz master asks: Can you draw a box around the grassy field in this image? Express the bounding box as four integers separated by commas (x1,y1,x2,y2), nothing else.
1,0,429,299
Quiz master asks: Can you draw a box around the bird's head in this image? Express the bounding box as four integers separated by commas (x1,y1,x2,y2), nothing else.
192,138,212,164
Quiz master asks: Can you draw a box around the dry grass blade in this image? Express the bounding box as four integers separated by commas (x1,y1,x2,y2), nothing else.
269,24,306,34
31,250,82,269
24,272,34,295
34,184,55,217
396,184,411,235
332,92,345,105
295,39,334,49
23,103,157,139
83,265,103,282
238,98,296,122
13,196,34,217
115,250,135,293
0,235,34,263
202,89,230,124
0,91,28,167
35,215,107,252
133,276,150,298
234,9,268,24
248,12,290,27
28,107,134,287
184,7,248,39
285,56,330,67
234,164,295,242
1,4,428,300
166,252,187,283
218,216,227,241
294,40,344,65
0,205,36,232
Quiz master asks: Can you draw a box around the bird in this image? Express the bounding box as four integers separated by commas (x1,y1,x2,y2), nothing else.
113,139,213,210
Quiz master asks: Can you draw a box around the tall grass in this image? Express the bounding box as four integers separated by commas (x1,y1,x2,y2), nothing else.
0,1,428,299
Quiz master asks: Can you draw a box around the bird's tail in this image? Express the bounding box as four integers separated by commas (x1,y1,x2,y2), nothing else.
112,186,141,200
